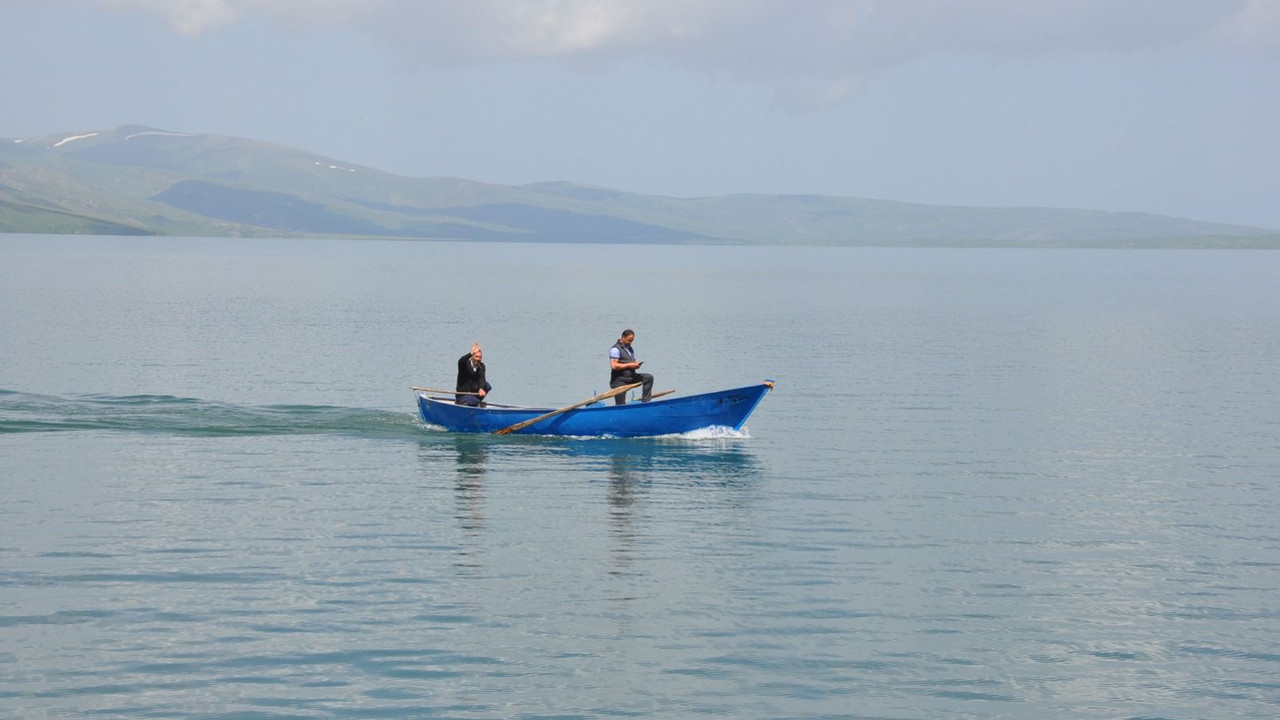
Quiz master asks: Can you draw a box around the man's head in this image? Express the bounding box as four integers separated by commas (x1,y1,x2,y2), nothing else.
470,343,483,364
621,329,635,344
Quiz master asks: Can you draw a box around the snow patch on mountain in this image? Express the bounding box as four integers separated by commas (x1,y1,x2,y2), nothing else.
51,132,98,148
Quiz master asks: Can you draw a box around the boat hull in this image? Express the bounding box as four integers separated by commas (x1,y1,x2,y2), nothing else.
417,382,772,437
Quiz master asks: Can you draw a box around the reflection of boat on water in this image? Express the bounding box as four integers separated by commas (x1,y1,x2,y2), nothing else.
418,430,763,578
421,431,763,488
451,433,489,471
564,437,761,483
416,382,773,437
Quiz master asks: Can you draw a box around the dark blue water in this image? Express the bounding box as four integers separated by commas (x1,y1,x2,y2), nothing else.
2,236,1279,719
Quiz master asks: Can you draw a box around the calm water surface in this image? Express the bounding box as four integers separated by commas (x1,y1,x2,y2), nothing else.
2,236,1278,719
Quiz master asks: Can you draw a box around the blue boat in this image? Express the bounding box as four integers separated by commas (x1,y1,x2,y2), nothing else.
417,381,774,437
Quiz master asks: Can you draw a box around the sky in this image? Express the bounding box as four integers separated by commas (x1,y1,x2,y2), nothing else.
2,0,1278,229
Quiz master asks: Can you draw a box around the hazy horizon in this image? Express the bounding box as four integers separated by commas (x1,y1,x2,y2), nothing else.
3,1,1277,229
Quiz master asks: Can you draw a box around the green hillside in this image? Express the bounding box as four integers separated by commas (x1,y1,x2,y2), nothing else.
3,125,1277,247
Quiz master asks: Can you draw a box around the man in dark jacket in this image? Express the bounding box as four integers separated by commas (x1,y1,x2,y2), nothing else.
456,342,492,406
608,329,653,404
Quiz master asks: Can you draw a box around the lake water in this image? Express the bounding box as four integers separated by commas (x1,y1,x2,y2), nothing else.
2,235,1279,719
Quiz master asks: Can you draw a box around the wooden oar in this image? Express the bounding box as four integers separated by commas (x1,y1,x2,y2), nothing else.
425,398,523,408
649,389,675,400
411,386,483,396
493,382,641,435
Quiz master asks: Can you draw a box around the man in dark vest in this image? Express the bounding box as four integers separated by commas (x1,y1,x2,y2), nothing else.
608,329,654,404
456,342,492,406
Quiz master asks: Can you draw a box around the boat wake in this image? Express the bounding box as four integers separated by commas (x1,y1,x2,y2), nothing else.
0,389,421,439
1,389,758,443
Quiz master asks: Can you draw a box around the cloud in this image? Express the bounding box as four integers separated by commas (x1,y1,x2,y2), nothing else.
94,0,241,35
79,0,1280,105
1213,0,1280,56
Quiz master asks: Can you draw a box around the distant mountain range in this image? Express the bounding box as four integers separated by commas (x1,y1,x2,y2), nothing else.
2,125,1277,247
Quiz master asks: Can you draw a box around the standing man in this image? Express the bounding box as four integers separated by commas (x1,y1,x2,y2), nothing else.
456,342,492,406
609,329,654,404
